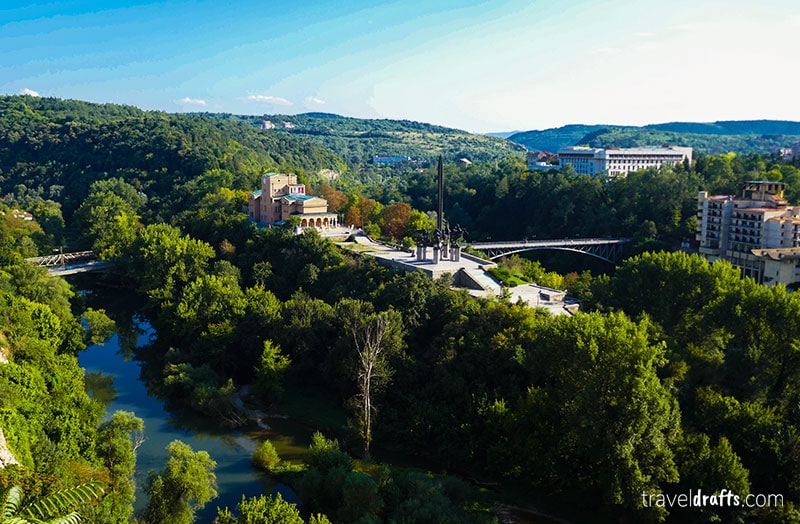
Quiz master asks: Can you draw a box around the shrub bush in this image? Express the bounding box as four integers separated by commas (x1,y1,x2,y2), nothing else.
253,440,281,472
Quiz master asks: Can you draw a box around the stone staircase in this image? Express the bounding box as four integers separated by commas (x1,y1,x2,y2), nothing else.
458,268,503,294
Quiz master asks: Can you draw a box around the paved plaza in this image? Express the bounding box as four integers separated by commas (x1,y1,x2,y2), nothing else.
342,232,578,315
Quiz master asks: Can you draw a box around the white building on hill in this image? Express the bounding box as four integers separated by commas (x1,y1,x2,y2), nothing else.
557,145,693,177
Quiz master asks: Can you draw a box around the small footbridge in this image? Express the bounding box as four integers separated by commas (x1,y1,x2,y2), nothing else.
25,251,113,275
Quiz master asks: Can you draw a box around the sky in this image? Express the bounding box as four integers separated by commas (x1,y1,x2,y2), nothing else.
1,0,799,133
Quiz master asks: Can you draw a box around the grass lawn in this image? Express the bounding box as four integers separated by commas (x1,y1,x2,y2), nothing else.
336,241,379,253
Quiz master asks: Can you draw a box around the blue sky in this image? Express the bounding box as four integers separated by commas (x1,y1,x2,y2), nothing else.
2,0,799,133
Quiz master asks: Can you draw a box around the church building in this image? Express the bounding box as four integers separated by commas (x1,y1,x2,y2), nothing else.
247,173,338,229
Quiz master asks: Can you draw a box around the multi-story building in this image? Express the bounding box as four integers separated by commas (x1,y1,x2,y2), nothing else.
248,173,338,229
556,146,604,175
373,155,411,165
557,145,693,177
697,181,800,286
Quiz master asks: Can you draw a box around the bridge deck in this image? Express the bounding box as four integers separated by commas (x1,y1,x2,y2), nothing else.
24,250,113,275
469,238,630,263
46,261,113,276
471,238,628,249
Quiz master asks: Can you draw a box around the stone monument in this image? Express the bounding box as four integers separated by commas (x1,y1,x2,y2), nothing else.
411,155,467,265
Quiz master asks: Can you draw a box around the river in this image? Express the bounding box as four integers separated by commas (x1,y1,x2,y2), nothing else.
78,314,302,522
75,284,563,524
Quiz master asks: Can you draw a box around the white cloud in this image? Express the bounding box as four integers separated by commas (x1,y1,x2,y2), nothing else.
305,96,326,105
177,97,207,107
670,22,707,33
20,88,40,97
635,31,656,37
591,47,619,55
247,95,293,106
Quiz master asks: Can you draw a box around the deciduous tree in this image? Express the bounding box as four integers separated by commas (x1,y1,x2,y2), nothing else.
95,410,144,524
337,300,404,454
141,440,217,524
215,493,304,524
380,202,411,240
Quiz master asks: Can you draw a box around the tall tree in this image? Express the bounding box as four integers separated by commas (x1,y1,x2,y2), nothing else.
127,223,214,302
380,202,412,240
74,178,144,260
337,299,404,454
507,312,681,519
140,440,217,524
313,183,347,212
94,411,144,524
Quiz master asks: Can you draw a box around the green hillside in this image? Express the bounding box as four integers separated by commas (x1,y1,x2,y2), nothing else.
0,95,345,218
209,112,525,165
646,120,800,136
581,126,800,154
507,124,612,152
508,120,800,154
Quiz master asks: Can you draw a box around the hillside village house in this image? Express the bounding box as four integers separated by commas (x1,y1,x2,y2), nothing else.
248,173,338,229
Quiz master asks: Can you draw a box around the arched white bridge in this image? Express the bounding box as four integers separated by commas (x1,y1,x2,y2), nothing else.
469,238,631,264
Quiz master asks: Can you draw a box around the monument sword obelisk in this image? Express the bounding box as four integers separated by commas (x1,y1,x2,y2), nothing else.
415,155,464,264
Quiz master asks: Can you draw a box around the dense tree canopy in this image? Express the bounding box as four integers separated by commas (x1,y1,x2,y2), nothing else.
4,95,800,523
0,221,139,524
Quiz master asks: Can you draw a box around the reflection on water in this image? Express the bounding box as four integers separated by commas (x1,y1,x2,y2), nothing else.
75,284,563,524
79,319,298,522
84,371,118,407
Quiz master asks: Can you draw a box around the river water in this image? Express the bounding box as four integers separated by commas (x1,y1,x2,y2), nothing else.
79,316,301,522
75,285,562,524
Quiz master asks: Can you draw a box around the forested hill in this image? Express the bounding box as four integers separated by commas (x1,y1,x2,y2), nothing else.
645,120,800,135
506,124,610,153
0,95,345,217
509,120,800,154
208,112,526,165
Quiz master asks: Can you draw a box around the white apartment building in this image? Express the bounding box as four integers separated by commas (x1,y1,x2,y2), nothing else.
697,181,800,286
556,147,604,175
557,145,693,176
